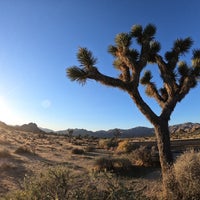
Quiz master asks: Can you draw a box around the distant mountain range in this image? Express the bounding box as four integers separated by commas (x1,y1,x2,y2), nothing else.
1,121,200,138
57,127,155,138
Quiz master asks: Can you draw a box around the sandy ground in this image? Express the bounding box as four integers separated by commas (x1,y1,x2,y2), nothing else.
0,126,161,198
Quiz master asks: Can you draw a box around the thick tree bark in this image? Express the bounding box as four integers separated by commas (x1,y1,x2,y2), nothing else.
154,120,173,170
153,119,173,198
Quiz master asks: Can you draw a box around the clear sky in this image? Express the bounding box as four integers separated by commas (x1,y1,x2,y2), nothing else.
0,0,200,131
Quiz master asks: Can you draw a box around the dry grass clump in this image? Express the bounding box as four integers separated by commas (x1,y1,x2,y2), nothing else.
3,166,149,200
129,145,159,167
84,145,95,153
98,138,118,150
71,148,85,155
0,149,11,158
0,162,15,171
4,166,71,200
165,150,200,200
94,157,113,172
93,156,132,174
116,140,138,153
14,146,35,155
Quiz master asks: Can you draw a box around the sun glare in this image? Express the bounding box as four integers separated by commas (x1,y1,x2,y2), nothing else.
0,96,18,125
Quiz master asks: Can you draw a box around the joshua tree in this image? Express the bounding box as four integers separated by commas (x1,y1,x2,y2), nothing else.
66,24,200,192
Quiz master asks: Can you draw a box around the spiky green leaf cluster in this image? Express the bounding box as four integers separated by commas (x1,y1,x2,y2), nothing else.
140,71,152,85
66,67,87,84
145,83,157,97
130,25,143,38
192,49,200,67
173,37,193,54
147,41,161,63
108,45,118,57
150,41,161,53
113,59,124,70
77,48,97,68
129,49,139,61
131,24,156,44
115,33,132,48
143,24,156,39
178,61,189,76
165,37,193,70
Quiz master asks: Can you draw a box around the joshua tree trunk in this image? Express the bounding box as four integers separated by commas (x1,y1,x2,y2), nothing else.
129,90,173,193
154,120,173,171
153,120,173,195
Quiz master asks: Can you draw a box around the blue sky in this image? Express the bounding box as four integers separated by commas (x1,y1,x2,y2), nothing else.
0,0,200,131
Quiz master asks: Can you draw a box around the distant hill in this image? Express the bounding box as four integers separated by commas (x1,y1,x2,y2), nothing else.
0,121,45,134
1,121,200,138
14,123,45,133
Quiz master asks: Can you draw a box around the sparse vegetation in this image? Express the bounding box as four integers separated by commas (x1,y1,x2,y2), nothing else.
1,123,200,199
15,145,36,155
116,140,138,153
84,145,95,152
94,156,132,174
0,149,11,158
3,166,148,200
71,148,85,154
165,150,200,200
98,138,118,150
130,146,159,167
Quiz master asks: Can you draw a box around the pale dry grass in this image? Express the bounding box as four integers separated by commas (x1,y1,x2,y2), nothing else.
0,125,164,199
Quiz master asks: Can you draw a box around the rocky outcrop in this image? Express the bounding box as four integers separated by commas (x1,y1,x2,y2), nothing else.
16,123,45,133
169,122,200,134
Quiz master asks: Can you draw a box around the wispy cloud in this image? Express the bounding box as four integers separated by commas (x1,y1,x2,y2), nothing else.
41,99,51,109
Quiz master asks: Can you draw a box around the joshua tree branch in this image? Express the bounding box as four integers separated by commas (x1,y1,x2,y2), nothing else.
155,55,178,96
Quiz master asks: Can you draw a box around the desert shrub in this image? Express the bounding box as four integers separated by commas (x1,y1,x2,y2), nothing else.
0,149,11,158
94,157,114,172
116,140,138,153
15,146,35,155
98,138,118,149
0,162,15,171
166,150,200,200
112,157,132,172
94,157,132,174
130,145,159,167
84,145,95,152
71,148,85,154
98,139,108,148
72,140,83,146
4,166,71,200
4,166,148,200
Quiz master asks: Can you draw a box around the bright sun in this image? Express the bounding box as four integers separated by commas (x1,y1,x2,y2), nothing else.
0,96,17,124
